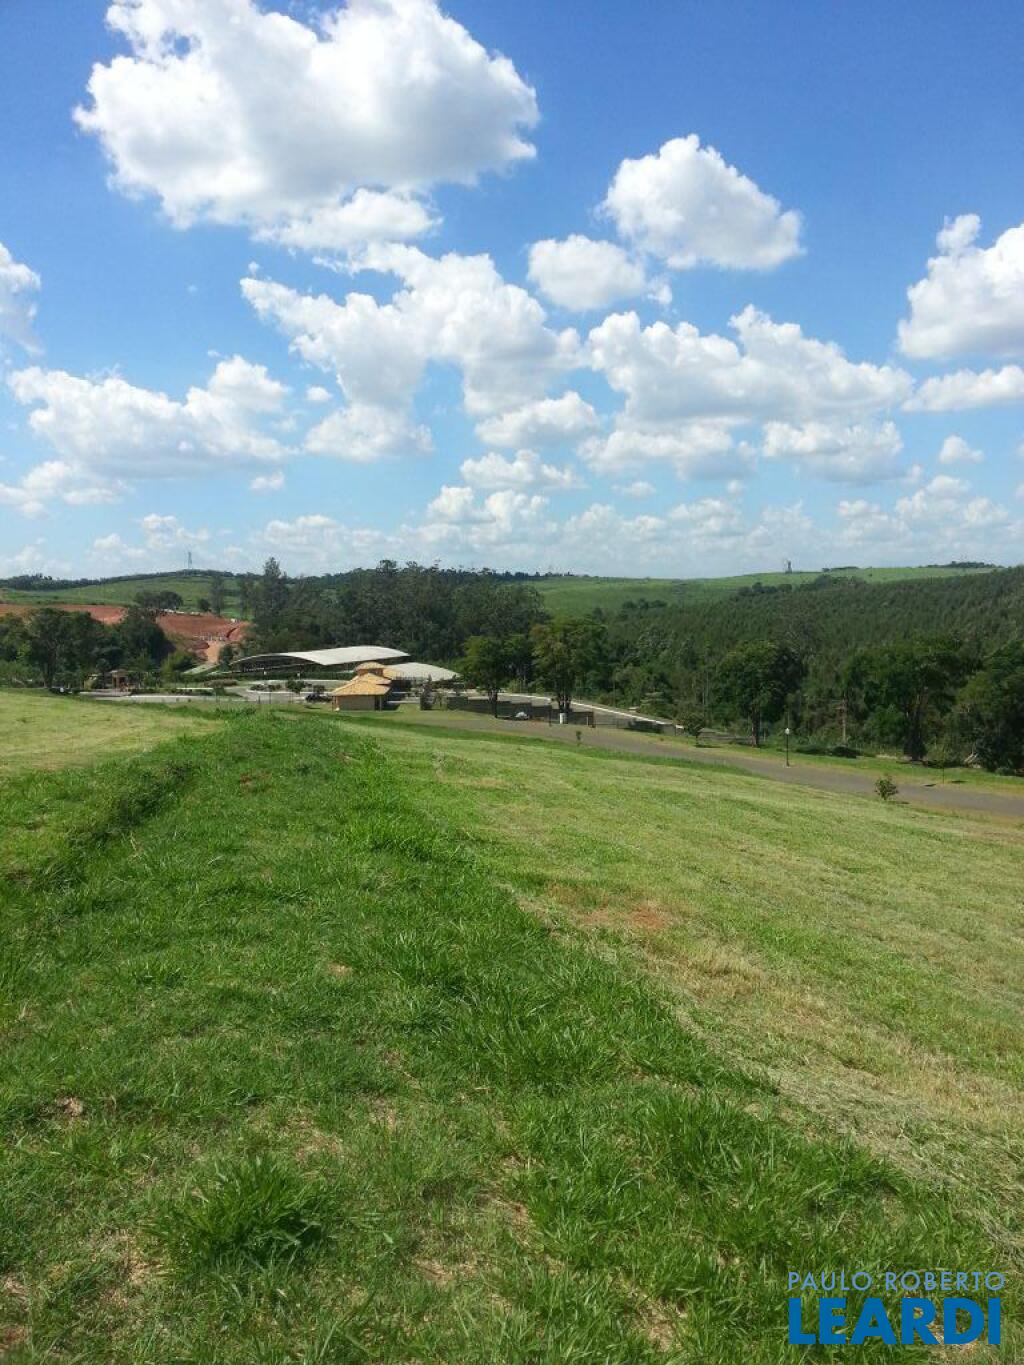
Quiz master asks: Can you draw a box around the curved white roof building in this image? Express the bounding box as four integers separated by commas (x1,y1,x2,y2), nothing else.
235,645,409,671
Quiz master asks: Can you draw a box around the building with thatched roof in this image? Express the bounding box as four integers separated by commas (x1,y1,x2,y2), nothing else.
330,675,393,711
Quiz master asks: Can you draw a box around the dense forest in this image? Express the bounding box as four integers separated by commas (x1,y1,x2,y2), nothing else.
594,568,1024,767
599,567,1024,710
240,560,548,662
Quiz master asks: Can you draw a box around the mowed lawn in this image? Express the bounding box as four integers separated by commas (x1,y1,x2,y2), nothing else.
350,716,1024,1193
0,692,215,773
0,699,1020,1361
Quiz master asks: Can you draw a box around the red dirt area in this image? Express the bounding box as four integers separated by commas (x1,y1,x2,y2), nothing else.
0,603,249,661
158,612,250,661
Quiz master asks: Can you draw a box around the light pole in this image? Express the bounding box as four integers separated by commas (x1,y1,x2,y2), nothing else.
784,725,791,767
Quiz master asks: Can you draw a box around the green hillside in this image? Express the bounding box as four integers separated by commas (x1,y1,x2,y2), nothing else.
0,695,1018,1360
0,571,244,613
530,564,1000,614
1,563,1000,619
599,565,1024,725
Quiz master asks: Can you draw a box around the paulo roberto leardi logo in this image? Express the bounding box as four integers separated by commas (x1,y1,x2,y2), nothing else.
788,1268,1004,1346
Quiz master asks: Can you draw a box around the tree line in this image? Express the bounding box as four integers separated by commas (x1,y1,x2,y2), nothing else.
0,603,182,688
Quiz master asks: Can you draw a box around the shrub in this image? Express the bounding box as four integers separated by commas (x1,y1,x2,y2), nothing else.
147,1153,328,1275
875,775,898,802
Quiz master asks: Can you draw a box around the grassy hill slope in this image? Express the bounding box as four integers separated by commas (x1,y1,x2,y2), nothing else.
1,697,1018,1359
531,564,999,614
0,572,244,614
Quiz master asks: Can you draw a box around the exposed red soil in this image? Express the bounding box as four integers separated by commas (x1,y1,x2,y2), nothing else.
0,602,249,660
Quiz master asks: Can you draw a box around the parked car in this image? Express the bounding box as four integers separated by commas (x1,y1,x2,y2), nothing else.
304,691,330,703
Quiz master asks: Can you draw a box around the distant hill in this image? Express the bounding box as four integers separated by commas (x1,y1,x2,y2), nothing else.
597,564,1024,724
1,562,1001,618
528,564,1001,615
0,570,244,614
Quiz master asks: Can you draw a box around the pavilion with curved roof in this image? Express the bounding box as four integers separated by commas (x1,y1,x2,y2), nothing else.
234,645,409,674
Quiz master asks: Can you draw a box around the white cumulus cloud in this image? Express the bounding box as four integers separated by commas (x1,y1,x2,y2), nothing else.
602,135,803,270
937,434,983,466
905,365,1024,412
762,420,905,483
899,216,1024,359
244,244,579,421
139,512,210,550
527,235,649,311
581,423,743,480
305,403,432,462
257,189,438,253
587,306,911,426
0,460,126,519
250,470,285,492
474,391,600,448
459,449,582,490
0,241,41,352
9,354,290,477
75,0,538,246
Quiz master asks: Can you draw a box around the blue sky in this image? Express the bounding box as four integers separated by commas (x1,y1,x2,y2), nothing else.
1,0,1022,578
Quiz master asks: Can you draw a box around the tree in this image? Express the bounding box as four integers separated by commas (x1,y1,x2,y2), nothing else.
161,648,198,680
459,635,510,716
114,604,173,671
236,576,254,618
197,597,211,613
20,608,110,687
218,643,237,668
531,617,606,716
952,641,1024,772
843,637,971,760
719,641,805,746
251,558,290,649
135,589,182,613
676,705,706,745
504,632,534,689
209,573,226,616
22,609,70,687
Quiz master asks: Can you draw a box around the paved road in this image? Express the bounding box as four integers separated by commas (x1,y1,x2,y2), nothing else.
396,706,1024,821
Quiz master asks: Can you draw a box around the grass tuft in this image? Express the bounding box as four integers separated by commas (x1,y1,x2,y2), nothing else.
147,1152,328,1276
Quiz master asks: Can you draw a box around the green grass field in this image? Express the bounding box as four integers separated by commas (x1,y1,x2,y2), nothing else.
0,692,219,773
1,695,1019,1360
0,573,243,613
532,565,997,614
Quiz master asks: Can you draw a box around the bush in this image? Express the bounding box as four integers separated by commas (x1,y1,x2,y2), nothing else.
875,775,898,802
147,1153,327,1276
